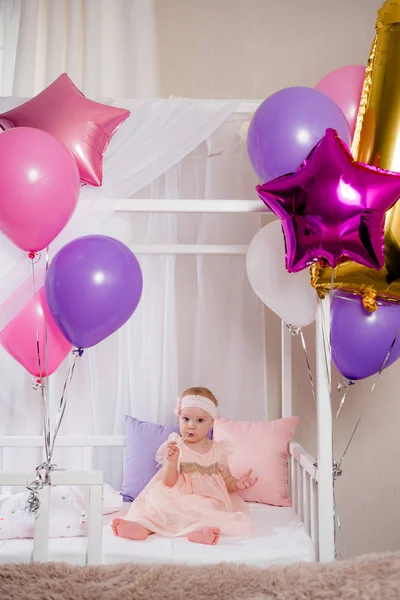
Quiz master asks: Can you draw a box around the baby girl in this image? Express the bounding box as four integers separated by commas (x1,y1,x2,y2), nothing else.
112,387,257,545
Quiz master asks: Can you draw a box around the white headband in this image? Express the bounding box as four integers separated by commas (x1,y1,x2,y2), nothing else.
175,395,217,419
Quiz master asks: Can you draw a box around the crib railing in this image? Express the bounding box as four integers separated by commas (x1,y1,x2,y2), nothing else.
0,436,118,565
289,441,319,558
0,468,103,564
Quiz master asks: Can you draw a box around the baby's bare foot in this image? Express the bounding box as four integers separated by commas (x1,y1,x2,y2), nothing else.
111,518,151,540
188,527,221,545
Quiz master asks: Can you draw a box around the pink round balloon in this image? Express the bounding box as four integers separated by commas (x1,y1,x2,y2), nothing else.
0,127,80,253
0,287,71,377
316,65,365,135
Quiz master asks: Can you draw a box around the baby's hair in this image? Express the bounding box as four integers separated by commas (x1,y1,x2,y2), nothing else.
181,387,218,407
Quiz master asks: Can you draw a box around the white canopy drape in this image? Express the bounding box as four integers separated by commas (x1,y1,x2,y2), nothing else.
0,0,159,97
0,98,267,489
0,0,267,490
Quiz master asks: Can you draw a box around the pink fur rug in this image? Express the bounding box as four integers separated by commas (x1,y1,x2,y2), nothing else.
1,552,400,600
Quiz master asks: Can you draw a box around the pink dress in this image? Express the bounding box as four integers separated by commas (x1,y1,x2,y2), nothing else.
124,433,252,537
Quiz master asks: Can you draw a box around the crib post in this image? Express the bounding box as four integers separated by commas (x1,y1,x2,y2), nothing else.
315,296,335,561
87,482,103,565
32,484,51,562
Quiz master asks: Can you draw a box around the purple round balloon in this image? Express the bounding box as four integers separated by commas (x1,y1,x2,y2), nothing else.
331,292,400,380
45,235,143,349
247,86,351,181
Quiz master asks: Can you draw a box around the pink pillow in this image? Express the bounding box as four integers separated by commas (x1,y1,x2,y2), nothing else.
213,416,299,506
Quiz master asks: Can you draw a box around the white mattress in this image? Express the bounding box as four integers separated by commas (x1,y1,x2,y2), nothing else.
0,503,316,567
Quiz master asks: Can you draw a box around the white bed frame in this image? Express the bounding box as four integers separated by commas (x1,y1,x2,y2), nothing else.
0,102,335,566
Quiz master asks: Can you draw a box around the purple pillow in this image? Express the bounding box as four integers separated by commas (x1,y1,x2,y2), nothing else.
121,416,179,502
121,415,213,502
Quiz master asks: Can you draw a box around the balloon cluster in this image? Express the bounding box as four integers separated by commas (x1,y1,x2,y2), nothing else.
246,0,400,382
0,73,142,376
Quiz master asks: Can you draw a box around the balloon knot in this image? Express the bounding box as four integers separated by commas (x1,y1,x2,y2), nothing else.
31,377,43,391
28,252,36,260
362,290,377,312
286,324,301,336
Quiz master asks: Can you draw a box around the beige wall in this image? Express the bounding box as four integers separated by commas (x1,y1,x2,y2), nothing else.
157,0,380,99
156,0,400,559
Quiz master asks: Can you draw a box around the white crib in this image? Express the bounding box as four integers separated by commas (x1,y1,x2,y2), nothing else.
0,433,319,566
0,302,333,567
0,101,335,567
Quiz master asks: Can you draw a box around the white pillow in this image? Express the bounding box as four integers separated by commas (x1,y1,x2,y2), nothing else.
0,483,122,539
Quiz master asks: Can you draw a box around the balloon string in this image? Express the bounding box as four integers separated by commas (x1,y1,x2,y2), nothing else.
333,486,344,558
338,325,400,468
336,378,354,420
27,247,82,513
26,252,52,513
336,386,348,421
30,253,51,467
329,267,334,333
43,247,51,458
26,350,82,514
299,329,316,405
45,247,50,400
49,352,79,459
35,339,51,466
286,324,315,405
328,268,335,445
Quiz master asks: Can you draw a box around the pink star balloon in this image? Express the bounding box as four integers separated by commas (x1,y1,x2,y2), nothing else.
256,128,400,273
0,73,130,186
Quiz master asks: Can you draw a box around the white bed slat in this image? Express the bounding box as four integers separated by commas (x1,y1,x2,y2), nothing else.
33,485,51,562
130,244,248,255
0,448,11,496
235,102,260,113
82,447,94,471
87,483,103,565
289,443,315,475
310,477,319,553
303,470,310,535
0,447,11,495
93,198,271,214
0,470,103,486
289,442,318,549
296,462,302,520
0,436,126,447
290,453,296,513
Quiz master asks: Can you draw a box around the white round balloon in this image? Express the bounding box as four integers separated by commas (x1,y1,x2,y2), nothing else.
246,219,317,327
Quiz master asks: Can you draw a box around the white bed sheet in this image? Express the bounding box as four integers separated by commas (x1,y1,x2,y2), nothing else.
0,503,316,567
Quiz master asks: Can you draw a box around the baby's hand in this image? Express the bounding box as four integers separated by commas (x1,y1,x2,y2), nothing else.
166,441,179,463
235,469,258,491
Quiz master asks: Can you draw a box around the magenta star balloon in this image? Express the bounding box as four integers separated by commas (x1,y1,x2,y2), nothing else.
256,128,400,273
